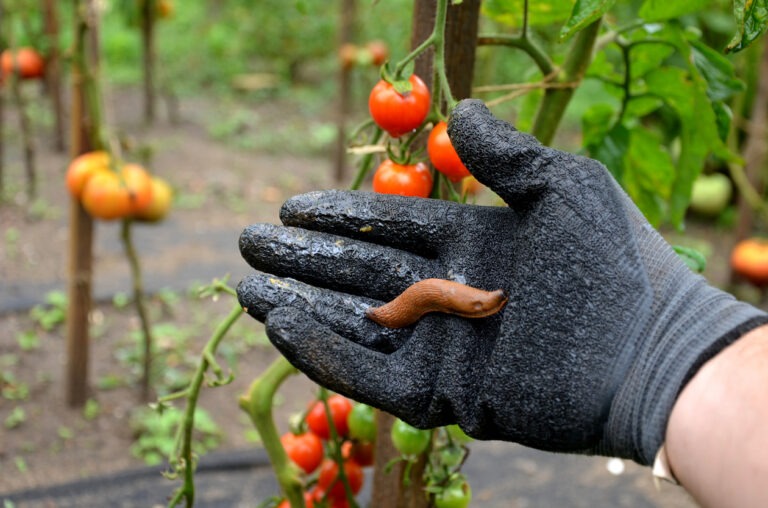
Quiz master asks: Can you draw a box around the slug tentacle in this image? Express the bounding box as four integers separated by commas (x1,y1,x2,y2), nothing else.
365,278,508,328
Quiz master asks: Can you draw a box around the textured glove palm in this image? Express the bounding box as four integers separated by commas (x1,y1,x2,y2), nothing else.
237,99,767,465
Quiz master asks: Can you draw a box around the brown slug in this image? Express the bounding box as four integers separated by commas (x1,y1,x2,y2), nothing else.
365,278,508,328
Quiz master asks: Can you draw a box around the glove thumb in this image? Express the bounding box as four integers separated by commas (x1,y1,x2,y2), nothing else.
447,99,549,205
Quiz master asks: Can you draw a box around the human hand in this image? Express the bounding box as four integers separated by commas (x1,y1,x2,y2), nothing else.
237,99,767,464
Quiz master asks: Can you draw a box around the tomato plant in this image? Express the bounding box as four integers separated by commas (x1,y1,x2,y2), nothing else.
368,74,431,138
280,431,324,475
347,403,376,443
427,121,470,183
306,394,353,440
390,418,431,456
66,151,111,199
372,160,433,198
316,457,364,500
0,47,45,80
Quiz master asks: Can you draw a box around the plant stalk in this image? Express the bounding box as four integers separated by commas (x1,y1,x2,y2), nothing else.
167,302,243,508
120,219,154,402
239,356,304,507
531,20,602,145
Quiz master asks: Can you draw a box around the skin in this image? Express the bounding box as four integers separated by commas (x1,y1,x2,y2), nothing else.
666,324,768,508
365,279,508,328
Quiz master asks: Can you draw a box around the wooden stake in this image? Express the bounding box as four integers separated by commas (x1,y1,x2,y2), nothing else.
65,0,98,407
43,0,66,152
140,0,156,124
333,0,356,183
370,2,481,506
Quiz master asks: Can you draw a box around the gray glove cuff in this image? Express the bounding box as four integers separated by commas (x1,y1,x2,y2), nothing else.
603,241,768,464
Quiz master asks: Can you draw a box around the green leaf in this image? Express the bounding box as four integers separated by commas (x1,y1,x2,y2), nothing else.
583,113,630,181
624,95,664,118
481,0,574,27
392,79,413,96
560,0,616,40
673,245,707,273
645,66,728,225
627,41,675,80
639,0,712,21
726,0,768,53
712,101,733,143
689,39,745,101
624,128,676,225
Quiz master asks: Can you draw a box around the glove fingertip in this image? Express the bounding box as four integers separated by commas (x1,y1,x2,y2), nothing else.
447,99,548,204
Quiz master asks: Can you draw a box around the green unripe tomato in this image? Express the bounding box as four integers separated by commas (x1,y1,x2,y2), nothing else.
434,479,472,508
347,403,377,443
391,418,431,456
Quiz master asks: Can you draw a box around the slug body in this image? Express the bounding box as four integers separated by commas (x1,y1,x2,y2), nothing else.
366,278,508,328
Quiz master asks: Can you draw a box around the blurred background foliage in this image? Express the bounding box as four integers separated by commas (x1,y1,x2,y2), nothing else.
5,0,765,226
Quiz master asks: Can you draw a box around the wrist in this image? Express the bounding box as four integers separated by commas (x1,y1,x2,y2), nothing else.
665,323,768,506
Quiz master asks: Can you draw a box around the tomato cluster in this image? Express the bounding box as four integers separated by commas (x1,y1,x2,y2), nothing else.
339,40,389,70
278,395,376,507
65,150,173,222
366,73,482,200
1,47,45,81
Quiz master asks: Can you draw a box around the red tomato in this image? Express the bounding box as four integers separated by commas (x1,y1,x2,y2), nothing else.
349,441,375,467
372,160,433,198
368,74,430,138
427,121,471,182
281,431,324,474
277,492,314,508
306,395,354,440
316,458,364,500
310,487,350,507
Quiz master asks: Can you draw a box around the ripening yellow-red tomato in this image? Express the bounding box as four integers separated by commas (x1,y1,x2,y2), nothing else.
731,238,768,287
134,176,173,222
81,163,153,220
66,151,112,199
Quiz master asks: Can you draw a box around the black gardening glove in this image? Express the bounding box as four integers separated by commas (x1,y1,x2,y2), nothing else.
237,99,768,465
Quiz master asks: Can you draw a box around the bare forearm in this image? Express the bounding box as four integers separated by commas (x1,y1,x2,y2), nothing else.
666,324,768,507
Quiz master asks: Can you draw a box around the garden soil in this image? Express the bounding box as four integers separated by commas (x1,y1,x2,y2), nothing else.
0,84,745,506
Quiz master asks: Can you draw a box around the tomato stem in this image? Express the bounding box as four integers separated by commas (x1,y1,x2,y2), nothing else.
349,127,383,190
167,300,242,508
119,218,154,403
239,356,305,508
